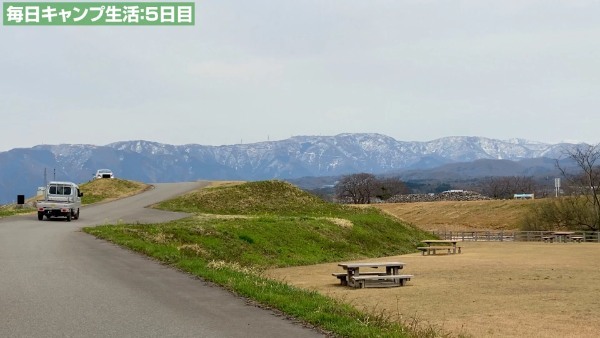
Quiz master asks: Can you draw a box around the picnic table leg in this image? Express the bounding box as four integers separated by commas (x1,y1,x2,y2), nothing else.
387,266,400,284
349,268,360,288
341,275,348,286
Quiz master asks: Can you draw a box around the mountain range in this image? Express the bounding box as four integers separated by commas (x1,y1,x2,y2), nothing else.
0,133,582,204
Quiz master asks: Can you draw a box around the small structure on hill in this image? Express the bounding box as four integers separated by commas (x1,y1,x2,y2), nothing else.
513,193,534,200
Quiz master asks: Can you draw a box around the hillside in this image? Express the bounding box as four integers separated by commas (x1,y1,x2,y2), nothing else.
375,199,540,231
79,178,150,204
89,180,432,266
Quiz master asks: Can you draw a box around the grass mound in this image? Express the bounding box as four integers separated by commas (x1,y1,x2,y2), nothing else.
80,178,149,205
91,180,430,267
157,180,347,216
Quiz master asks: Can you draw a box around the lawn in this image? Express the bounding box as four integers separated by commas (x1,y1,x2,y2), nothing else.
266,241,600,337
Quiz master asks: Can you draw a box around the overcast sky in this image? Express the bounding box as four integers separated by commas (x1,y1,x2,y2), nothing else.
1,0,599,151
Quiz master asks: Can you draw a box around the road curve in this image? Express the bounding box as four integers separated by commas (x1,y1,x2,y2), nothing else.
0,182,324,338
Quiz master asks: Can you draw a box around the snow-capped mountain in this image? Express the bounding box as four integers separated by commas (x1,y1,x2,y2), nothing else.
0,133,583,204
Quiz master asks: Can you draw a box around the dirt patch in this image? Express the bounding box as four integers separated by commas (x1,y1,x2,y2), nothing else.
265,242,600,337
323,217,353,228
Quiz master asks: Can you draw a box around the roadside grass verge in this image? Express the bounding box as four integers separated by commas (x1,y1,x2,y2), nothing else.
84,180,440,337
0,204,36,218
79,178,150,205
0,179,149,217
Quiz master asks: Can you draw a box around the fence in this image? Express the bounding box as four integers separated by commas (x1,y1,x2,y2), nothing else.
430,230,600,243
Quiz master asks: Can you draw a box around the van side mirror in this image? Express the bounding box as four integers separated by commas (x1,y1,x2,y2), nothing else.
79,192,84,197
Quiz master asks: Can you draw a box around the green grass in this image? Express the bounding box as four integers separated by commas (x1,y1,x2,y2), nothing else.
0,205,36,218
84,180,441,337
80,178,149,205
157,180,349,216
0,179,147,216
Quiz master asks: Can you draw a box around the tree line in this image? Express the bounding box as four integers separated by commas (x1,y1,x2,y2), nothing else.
521,144,600,231
334,173,409,204
333,144,600,232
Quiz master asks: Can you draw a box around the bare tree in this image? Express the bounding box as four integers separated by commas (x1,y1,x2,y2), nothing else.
556,144,600,231
335,173,377,204
481,176,538,199
335,174,410,204
374,177,409,200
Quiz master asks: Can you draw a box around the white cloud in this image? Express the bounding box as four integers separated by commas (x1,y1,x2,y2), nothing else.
1,1,600,151
188,60,284,82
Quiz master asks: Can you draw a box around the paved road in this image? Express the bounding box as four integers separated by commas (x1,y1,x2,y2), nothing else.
0,182,324,338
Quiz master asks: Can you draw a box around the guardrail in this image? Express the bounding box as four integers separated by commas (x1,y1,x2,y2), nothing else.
430,230,600,242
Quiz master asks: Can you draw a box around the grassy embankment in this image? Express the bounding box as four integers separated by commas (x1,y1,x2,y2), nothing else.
84,180,438,337
376,199,543,231
0,178,149,218
80,178,149,205
0,204,35,218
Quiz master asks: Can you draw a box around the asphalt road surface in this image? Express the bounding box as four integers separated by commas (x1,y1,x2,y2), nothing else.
0,182,325,338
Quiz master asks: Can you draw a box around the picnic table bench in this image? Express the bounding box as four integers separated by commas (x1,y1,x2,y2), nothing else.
552,231,575,243
332,272,386,286
543,232,582,243
571,236,584,243
542,235,555,243
335,262,410,288
351,274,413,288
418,240,461,255
417,246,461,255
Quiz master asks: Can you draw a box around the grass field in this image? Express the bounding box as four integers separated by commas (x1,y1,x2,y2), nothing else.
266,241,600,337
82,181,600,337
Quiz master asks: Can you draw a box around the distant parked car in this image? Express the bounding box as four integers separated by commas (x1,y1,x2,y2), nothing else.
95,169,114,179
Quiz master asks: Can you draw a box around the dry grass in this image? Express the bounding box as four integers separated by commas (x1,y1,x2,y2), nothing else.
324,217,354,228
265,241,600,337
204,180,246,189
80,178,150,204
374,200,542,231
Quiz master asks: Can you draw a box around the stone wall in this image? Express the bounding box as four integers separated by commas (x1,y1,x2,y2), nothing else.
386,190,491,203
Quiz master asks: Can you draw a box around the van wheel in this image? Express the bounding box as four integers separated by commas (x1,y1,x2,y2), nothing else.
73,209,80,220
38,212,43,221
66,213,72,222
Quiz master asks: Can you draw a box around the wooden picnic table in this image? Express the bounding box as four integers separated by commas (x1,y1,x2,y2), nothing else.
335,262,410,288
551,231,576,243
419,239,461,254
